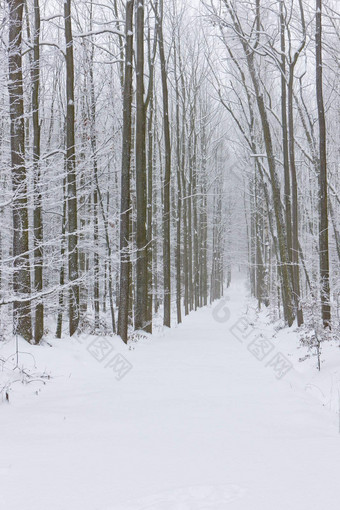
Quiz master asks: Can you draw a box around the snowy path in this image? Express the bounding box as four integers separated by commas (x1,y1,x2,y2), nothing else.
2,278,340,509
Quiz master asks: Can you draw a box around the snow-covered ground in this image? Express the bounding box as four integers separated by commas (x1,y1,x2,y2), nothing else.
1,276,340,509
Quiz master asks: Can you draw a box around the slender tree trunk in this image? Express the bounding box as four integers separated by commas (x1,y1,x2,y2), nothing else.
146,104,154,332
199,125,208,306
174,46,182,324
8,0,32,342
135,0,148,331
86,0,100,330
286,0,306,325
118,0,134,343
31,0,44,343
315,0,331,328
56,175,67,339
90,76,100,330
64,0,79,336
145,17,157,333
191,121,199,310
157,0,171,327
187,169,193,309
152,121,159,314
146,101,153,331
280,0,293,278
181,119,189,316
96,188,116,333
200,186,208,306
288,68,303,325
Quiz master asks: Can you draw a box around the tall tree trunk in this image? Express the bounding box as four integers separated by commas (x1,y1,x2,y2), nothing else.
31,0,43,343
280,0,293,279
146,101,154,332
288,68,303,325
157,0,171,327
315,0,331,328
64,0,79,336
191,119,199,310
287,0,306,325
118,0,134,343
135,0,148,331
200,180,208,305
8,0,32,341
187,169,193,309
88,0,100,330
145,16,157,333
199,123,208,306
174,46,182,324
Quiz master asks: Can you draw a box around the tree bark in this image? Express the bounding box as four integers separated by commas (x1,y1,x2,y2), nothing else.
315,0,331,328
157,0,171,327
174,45,182,324
118,0,134,343
280,0,293,279
135,0,148,331
8,0,32,341
64,0,79,336
31,0,44,343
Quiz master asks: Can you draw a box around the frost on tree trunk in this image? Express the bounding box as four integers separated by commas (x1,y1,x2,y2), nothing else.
64,0,79,336
118,0,134,343
8,0,32,342
315,0,331,328
31,0,44,343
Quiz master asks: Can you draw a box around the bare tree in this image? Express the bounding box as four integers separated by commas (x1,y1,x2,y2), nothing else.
157,0,171,328
135,0,148,332
31,0,44,343
315,0,331,328
8,0,32,341
118,0,134,343
64,0,79,336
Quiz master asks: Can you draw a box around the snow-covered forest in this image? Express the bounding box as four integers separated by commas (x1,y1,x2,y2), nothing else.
1,0,340,509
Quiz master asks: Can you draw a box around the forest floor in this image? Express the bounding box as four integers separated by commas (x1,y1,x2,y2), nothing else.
1,275,340,509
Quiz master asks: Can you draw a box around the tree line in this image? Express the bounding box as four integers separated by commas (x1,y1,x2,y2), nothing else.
0,0,339,346
205,0,339,336
0,0,228,343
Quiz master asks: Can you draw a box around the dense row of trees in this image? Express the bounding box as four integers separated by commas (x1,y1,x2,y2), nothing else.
0,0,229,343
0,0,339,345
205,0,339,334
